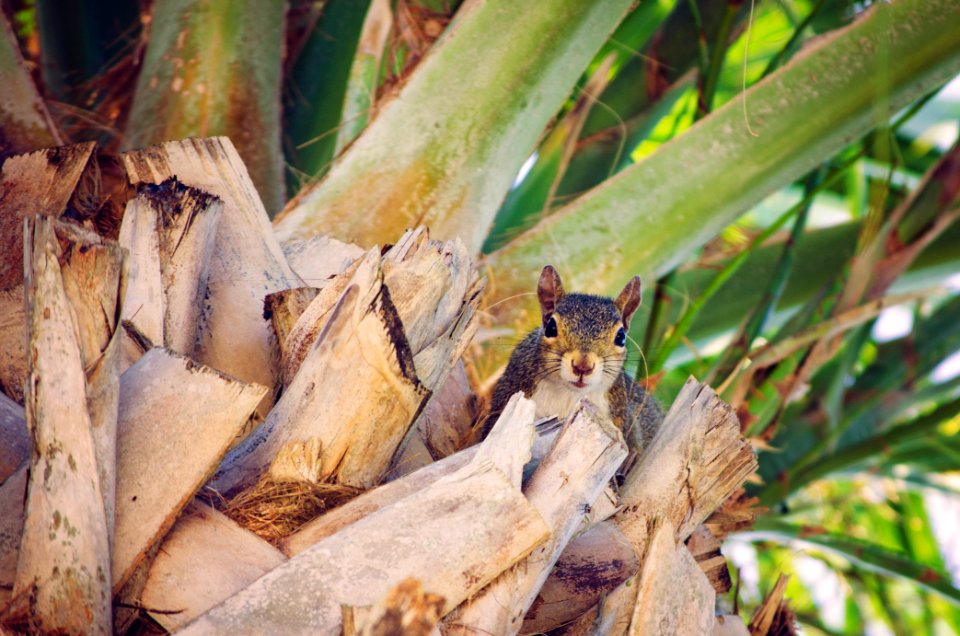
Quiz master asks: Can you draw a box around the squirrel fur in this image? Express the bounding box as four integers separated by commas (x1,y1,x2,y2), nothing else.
486,266,662,452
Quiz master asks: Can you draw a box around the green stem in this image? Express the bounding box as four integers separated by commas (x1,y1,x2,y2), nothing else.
707,170,819,383
757,398,960,505
696,0,739,119
747,517,960,604
761,0,829,78
648,160,854,374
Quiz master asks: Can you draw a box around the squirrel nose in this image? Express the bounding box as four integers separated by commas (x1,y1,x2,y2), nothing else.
572,359,595,377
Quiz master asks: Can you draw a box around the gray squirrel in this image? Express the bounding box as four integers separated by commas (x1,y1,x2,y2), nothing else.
485,266,663,453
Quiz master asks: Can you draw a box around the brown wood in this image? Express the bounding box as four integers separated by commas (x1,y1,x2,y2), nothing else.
8,216,112,634
121,138,302,415
686,524,732,594
0,465,27,608
281,234,363,288
0,142,95,289
282,446,478,556
0,286,27,403
616,378,757,546
141,500,287,632
520,521,639,634
112,348,268,593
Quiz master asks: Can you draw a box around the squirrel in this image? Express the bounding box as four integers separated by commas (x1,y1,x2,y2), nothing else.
485,265,663,453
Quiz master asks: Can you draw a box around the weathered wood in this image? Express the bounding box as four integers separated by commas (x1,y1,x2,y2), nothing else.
8,216,111,634
687,524,732,594
141,500,287,632
617,378,757,546
278,248,376,386
264,286,319,377
585,379,757,630
112,348,268,593
748,574,791,635
416,360,477,461
628,519,716,635
53,220,126,548
444,402,627,635
0,465,26,607
0,142,95,289
0,393,27,482
118,179,223,369
211,263,429,492
179,395,548,635
121,138,302,414
520,521,639,635
282,234,364,288
282,446,478,556
0,286,27,403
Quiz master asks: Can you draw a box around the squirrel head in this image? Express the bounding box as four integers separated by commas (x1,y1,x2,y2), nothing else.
536,265,642,393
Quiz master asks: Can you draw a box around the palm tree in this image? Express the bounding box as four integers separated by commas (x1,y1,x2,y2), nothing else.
2,0,960,632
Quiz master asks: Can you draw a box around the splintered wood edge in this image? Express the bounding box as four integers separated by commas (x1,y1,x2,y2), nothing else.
0,142,96,289
618,378,758,542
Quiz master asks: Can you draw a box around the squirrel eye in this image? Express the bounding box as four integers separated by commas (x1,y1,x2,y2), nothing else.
614,327,626,347
544,316,558,338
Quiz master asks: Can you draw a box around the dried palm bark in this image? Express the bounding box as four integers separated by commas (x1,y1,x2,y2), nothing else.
111,348,267,592
140,500,287,632
443,402,627,635
6,216,113,634
121,137,302,414
117,178,223,368
178,395,549,635
0,142,95,289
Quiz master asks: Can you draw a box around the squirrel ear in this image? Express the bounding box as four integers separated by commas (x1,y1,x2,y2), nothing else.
615,276,642,328
537,265,565,324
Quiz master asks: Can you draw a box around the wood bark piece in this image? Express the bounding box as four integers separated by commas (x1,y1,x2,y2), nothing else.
281,446,478,556
585,379,757,631
416,360,477,461
520,521,639,635
112,347,268,593
617,378,757,545
748,574,791,635
0,465,27,607
118,178,223,369
278,248,376,386
628,519,716,635
50,220,126,548
687,524,732,594
180,395,547,635
0,393,28,482
7,216,111,634
121,138,302,414
0,142,95,289
211,261,429,492
0,286,27,403
141,500,287,632
444,402,627,635
282,234,364,288
264,286,319,377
